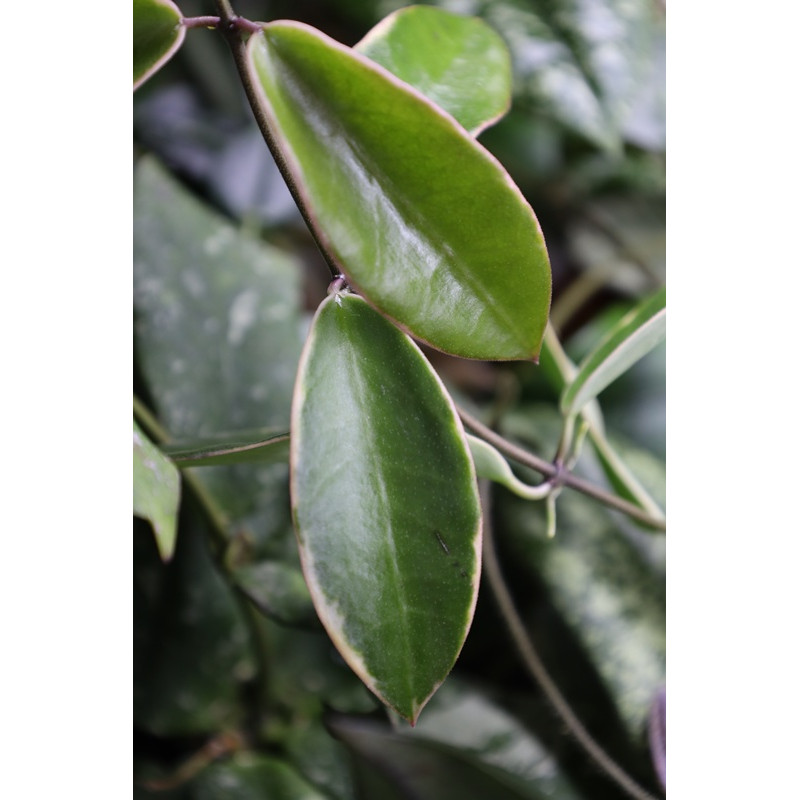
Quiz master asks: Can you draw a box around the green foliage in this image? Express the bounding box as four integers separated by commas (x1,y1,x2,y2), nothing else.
134,1,665,797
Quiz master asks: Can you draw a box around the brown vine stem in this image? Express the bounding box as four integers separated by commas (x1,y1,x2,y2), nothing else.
479,480,662,800
213,0,342,279
458,405,666,531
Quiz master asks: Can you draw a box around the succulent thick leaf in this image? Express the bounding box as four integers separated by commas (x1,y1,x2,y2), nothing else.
163,429,290,468
561,287,666,416
247,22,551,360
291,293,481,723
133,419,180,561
133,0,185,90
354,5,511,135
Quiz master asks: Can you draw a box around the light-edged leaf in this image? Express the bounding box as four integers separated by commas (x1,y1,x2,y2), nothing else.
133,419,180,561
354,5,512,135
247,22,551,361
467,434,550,500
561,287,665,416
163,429,290,467
541,324,664,524
291,293,481,724
133,0,185,91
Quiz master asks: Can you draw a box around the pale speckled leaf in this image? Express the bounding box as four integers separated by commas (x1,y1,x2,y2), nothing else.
193,753,330,800
291,293,481,723
133,157,304,553
355,5,512,135
480,0,664,151
330,679,584,799
133,418,180,561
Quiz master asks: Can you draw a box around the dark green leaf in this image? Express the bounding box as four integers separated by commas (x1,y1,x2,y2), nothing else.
133,0,185,90
355,5,511,135
133,507,255,736
133,418,180,561
291,293,481,723
247,23,551,360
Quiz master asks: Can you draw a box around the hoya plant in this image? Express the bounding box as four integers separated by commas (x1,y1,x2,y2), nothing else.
134,1,666,798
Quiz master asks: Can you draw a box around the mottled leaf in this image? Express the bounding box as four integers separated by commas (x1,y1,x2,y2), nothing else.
247,22,551,360
355,5,511,134
291,293,481,723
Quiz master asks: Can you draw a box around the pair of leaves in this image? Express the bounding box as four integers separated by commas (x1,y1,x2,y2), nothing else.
243,12,551,724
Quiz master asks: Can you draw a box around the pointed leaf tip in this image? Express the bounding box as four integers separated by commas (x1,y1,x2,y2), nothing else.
291,294,481,722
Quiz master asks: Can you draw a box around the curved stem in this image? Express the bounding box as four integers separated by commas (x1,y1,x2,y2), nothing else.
213,0,341,278
181,15,221,29
459,406,666,531
479,481,661,800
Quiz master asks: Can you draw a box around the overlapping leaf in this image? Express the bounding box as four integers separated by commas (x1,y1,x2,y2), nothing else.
247,22,551,360
355,5,512,135
133,419,180,561
133,0,185,90
291,293,481,723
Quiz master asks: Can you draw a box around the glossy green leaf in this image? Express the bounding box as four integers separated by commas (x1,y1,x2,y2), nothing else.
133,0,185,91
163,429,290,468
354,5,511,135
247,23,551,360
561,287,666,416
291,293,481,723
133,419,180,561
467,434,550,501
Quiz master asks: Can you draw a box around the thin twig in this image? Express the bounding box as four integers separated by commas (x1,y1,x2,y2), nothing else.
479,480,661,800
213,0,341,278
181,15,221,29
458,406,666,531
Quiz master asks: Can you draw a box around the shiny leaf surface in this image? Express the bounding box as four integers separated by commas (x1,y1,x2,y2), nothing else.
133,419,180,561
355,5,511,135
291,293,481,723
561,287,666,416
248,22,551,360
133,0,185,90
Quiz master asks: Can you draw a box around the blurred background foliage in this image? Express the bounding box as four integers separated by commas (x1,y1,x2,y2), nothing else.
134,0,665,797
